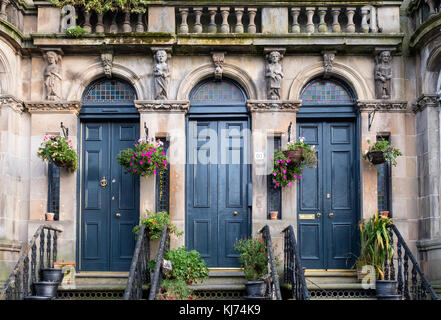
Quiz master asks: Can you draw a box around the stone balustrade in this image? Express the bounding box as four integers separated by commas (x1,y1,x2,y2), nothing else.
0,0,24,32
77,8,147,33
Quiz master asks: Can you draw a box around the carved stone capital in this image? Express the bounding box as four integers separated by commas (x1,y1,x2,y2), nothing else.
24,101,82,115
135,100,190,113
412,94,439,113
0,94,26,114
356,100,408,113
247,100,301,113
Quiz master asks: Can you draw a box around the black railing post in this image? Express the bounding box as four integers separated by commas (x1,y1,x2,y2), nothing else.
259,225,282,300
148,226,168,300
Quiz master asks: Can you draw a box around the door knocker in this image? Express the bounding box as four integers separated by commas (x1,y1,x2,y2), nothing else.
100,176,108,188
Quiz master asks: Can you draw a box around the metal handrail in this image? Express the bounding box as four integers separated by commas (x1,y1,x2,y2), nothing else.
0,225,63,300
148,225,168,300
282,225,310,300
123,225,150,300
259,225,282,300
387,224,439,300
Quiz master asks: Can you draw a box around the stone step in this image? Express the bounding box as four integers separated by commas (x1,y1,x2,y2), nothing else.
305,270,360,286
71,272,129,287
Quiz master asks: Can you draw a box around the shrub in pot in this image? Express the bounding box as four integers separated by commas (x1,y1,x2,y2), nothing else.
363,139,402,166
133,210,183,240
157,278,196,300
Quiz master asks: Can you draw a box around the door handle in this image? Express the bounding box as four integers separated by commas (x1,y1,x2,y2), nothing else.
100,176,107,188
115,213,121,218
233,211,238,216
329,212,334,218
316,212,322,218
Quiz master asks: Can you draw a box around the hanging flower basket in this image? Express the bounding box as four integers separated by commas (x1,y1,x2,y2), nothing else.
283,148,303,164
363,139,402,166
37,135,78,173
366,150,386,165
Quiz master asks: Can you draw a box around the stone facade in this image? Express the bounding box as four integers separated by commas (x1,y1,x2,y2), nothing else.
0,0,438,286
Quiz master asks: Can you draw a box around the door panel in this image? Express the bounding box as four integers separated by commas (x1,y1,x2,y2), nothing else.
81,121,139,271
297,121,357,269
187,119,249,267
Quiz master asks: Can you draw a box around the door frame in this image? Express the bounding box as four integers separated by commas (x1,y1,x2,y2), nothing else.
184,114,252,267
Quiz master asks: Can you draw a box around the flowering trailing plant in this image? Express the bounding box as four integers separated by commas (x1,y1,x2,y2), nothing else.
117,137,168,197
271,137,318,188
37,135,78,173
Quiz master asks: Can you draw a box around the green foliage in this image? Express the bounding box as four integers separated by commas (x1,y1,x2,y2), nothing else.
363,139,403,166
50,0,149,13
133,210,183,240
234,237,268,281
37,135,78,173
157,278,195,300
271,138,318,188
164,247,209,284
65,26,88,38
357,212,394,280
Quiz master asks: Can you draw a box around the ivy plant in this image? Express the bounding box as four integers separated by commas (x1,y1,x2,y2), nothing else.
50,0,149,13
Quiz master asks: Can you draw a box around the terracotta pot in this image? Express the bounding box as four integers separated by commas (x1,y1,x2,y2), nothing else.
367,151,386,165
283,149,303,164
380,211,389,217
45,212,55,221
270,211,278,220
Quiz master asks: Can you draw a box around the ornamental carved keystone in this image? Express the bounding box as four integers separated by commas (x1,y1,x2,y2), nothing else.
247,100,301,112
135,100,190,113
412,94,439,113
101,51,113,78
24,101,82,115
265,49,285,100
0,95,26,114
356,100,408,113
152,49,171,100
374,50,392,100
323,51,336,78
212,52,226,81
43,51,63,101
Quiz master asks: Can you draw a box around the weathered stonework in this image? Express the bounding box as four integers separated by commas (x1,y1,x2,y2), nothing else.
356,100,408,113
24,101,81,115
135,100,189,113
247,100,301,112
0,94,25,114
412,94,439,113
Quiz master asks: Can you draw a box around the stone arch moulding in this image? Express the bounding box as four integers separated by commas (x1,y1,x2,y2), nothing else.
67,62,145,101
288,61,373,101
177,63,259,101
0,46,13,95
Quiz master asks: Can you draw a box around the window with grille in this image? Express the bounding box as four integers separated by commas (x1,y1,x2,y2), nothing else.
156,137,170,213
300,79,354,105
267,136,282,219
47,162,60,220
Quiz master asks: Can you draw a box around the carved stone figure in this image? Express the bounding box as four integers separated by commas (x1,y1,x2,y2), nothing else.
375,51,392,99
323,52,335,77
153,50,170,100
265,51,284,100
101,52,113,78
44,51,62,101
212,52,225,81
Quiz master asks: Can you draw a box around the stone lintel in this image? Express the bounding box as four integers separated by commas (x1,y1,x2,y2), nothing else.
412,94,439,113
247,100,301,113
356,99,408,113
0,94,26,114
135,100,190,113
25,101,81,115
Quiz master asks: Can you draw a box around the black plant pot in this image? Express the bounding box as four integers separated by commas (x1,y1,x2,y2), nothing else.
367,151,386,165
245,280,267,297
24,295,53,300
377,294,402,300
376,280,397,298
33,281,59,298
41,268,64,283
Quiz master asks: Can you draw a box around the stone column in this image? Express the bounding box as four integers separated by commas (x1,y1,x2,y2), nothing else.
207,7,217,33
178,8,189,34
305,7,315,33
290,8,301,33
135,100,189,249
193,7,203,34
247,8,257,34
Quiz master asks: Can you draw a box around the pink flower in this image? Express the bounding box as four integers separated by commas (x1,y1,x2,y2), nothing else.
276,183,280,187
283,170,287,174
273,172,277,176
294,174,297,178
298,175,302,179
288,182,292,186
283,176,287,179
132,169,136,172
153,170,157,175
129,163,133,166
161,152,165,155
287,159,291,163
139,161,143,165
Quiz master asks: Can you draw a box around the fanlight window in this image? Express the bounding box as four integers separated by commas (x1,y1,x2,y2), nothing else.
191,80,246,103
83,79,136,103
301,79,353,105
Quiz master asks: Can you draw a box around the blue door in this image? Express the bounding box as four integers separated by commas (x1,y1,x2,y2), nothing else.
81,121,140,271
186,119,250,267
297,121,358,269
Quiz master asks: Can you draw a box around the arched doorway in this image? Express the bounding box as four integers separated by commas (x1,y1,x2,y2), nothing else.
186,78,251,267
297,78,359,270
79,78,140,271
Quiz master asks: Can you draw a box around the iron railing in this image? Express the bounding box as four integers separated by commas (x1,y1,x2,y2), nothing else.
148,225,169,300
282,225,310,300
383,225,439,300
123,225,150,300
259,225,282,300
0,225,63,300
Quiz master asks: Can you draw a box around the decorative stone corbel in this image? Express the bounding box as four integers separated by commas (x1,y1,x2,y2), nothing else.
264,48,285,101
211,52,226,81
322,51,336,78
101,51,114,78
0,94,26,114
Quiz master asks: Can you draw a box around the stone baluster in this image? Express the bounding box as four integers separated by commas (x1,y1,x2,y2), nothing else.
369,6,378,33
331,8,341,33
207,7,217,33
318,7,327,33
0,0,10,20
290,8,301,33
305,7,316,33
96,12,104,33
220,7,230,33
345,7,356,33
193,7,203,33
136,12,144,32
234,7,244,33
123,9,132,32
83,9,92,33
179,8,189,33
110,12,118,33
247,8,257,34
361,6,369,33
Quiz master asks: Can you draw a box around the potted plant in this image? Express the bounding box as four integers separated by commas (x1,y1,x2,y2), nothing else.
363,139,402,166
234,237,269,297
37,135,78,172
133,210,183,240
271,137,317,188
270,211,278,220
358,212,400,299
163,247,209,285
157,278,196,300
